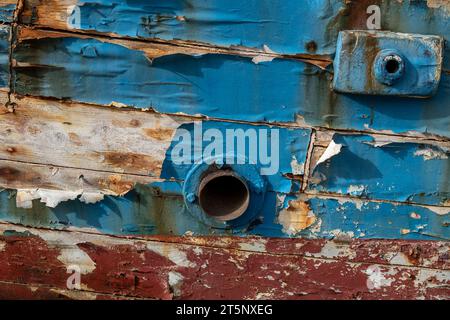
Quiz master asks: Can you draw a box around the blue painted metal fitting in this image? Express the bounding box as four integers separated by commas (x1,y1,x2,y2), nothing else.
333,30,443,97
374,50,405,86
183,155,266,229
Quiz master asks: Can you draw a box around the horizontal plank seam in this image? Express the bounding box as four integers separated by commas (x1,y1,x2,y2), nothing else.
0,279,148,300
0,157,170,181
0,158,448,210
303,190,450,209
8,93,450,143
15,25,332,65
0,220,447,271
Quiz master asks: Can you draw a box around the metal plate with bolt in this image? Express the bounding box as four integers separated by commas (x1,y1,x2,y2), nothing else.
333,30,443,97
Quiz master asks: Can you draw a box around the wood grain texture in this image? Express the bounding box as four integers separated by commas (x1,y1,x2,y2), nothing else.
12,27,450,137
0,159,157,196
2,93,186,177
18,0,450,68
0,222,448,300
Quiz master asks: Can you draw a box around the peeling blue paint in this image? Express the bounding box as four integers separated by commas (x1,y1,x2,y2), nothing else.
303,196,449,241
0,3,14,23
12,36,450,137
0,26,9,89
0,188,447,240
28,0,450,66
161,121,310,194
310,134,449,206
55,0,345,55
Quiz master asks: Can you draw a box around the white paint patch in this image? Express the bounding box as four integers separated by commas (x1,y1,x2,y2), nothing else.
415,269,450,290
79,192,105,204
363,138,393,147
414,148,448,161
252,45,277,64
252,55,275,64
310,241,357,260
168,271,184,298
337,197,366,211
238,239,267,253
421,205,450,215
389,252,413,266
0,240,6,252
148,243,195,268
329,229,355,239
364,265,395,290
16,188,106,208
57,247,96,275
315,140,342,167
347,185,365,196
290,156,305,175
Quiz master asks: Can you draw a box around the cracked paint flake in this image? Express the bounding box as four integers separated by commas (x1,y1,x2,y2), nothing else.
57,247,96,275
309,241,357,260
147,243,196,268
414,147,448,160
365,265,396,290
278,200,316,236
16,188,106,208
315,140,342,167
347,185,366,196
290,156,305,175
168,271,184,298
238,238,267,253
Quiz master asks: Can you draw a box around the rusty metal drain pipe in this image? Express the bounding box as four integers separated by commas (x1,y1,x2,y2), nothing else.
183,156,266,228
198,170,250,222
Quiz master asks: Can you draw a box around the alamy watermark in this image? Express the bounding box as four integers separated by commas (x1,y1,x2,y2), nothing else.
66,265,81,290
171,123,280,176
67,5,81,29
366,5,381,30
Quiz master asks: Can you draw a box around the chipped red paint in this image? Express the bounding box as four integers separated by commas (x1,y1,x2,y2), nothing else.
0,281,131,300
170,236,450,270
0,224,448,300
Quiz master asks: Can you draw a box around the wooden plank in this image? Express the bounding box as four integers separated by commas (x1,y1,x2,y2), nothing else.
0,222,448,300
1,94,311,195
19,0,450,68
148,236,450,270
1,93,186,178
0,187,448,240
0,281,138,300
12,27,450,138
0,94,447,239
307,132,450,207
0,159,157,197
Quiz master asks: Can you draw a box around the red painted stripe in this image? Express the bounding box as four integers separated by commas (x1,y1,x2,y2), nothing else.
0,225,448,300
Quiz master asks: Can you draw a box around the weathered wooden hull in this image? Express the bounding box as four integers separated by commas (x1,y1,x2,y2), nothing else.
0,0,448,300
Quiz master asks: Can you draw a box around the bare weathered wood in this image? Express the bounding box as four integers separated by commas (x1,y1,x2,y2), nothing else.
1,93,185,177
0,159,157,196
